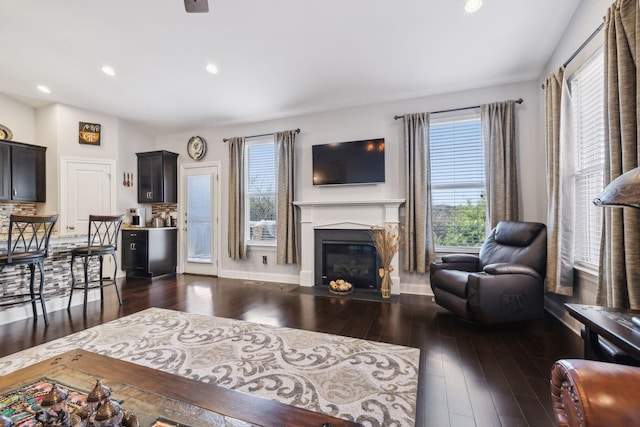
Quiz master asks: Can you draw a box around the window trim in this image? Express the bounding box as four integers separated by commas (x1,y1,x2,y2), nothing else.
429,109,487,250
244,135,277,247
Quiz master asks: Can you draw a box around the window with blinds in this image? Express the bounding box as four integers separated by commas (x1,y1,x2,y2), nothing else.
570,49,605,268
429,111,486,248
245,136,277,244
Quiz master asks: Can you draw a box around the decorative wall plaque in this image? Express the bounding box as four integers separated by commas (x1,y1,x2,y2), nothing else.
79,122,101,145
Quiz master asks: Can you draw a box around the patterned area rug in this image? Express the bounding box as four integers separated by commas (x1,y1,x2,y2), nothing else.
0,308,419,426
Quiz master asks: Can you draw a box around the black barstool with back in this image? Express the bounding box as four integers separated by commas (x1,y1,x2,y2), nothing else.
68,214,125,313
0,214,59,326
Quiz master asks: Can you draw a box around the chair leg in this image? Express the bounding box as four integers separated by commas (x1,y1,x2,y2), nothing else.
112,253,122,306
37,261,49,326
28,264,37,320
83,256,89,315
68,256,76,311
99,255,105,302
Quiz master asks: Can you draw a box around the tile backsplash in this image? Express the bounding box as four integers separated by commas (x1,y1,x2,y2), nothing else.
0,202,38,240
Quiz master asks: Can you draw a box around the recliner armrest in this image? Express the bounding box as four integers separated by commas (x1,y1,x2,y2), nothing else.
431,253,479,272
442,253,479,264
482,263,542,281
551,359,640,427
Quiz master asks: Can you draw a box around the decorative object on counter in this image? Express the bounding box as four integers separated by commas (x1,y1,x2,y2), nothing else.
186,136,206,160
370,224,401,298
78,122,101,146
151,217,164,228
328,279,353,295
0,123,13,140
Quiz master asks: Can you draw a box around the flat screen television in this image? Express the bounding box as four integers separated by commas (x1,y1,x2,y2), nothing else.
312,138,385,185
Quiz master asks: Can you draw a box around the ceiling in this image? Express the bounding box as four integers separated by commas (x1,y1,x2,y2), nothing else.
0,1,581,135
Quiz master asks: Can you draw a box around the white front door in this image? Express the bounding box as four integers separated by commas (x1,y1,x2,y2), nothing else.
180,162,220,276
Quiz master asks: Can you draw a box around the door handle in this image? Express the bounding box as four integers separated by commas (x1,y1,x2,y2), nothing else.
13,188,17,196
67,225,75,230
130,242,137,250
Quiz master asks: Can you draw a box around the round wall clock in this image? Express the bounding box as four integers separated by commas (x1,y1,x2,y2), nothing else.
187,136,207,160
0,124,13,140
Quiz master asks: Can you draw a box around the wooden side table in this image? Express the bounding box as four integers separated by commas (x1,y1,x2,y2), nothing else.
565,303,640,363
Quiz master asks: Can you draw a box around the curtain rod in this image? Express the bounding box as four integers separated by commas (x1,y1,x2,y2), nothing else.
223,128,300,142
393,98,523,120
563,22,604,68
541,22,605,89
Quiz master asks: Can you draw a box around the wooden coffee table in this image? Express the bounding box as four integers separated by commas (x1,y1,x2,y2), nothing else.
0,349,361,427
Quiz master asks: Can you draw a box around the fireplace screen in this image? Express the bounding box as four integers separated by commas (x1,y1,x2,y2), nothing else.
322,243,378,290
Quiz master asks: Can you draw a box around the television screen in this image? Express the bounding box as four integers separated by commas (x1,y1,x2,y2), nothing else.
312,138,385,185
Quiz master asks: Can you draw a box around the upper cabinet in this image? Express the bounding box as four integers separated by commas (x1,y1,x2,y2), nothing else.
136,150,179,203
0,140,46,202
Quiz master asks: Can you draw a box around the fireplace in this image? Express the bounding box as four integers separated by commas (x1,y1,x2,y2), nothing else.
314,229,380,290
293,199,404,294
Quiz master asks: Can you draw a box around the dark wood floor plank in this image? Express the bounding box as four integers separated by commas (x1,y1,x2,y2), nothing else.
0,274,585,427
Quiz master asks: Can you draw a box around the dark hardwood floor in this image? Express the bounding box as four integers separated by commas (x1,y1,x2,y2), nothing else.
0,274,582,427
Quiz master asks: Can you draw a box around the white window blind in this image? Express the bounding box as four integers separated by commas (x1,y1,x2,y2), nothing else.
429,112,486,248
245,136,276,244
570,49,605,268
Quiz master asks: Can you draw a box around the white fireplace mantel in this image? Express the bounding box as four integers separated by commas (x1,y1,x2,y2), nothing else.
293,199,404,291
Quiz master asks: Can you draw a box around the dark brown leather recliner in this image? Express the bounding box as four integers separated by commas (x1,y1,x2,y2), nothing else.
430,221,547,324
551,359,640,426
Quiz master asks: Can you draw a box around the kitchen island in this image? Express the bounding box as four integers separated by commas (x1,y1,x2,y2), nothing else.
0,234,95,324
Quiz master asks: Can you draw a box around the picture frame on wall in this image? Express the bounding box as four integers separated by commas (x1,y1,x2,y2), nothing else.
79,122,101,145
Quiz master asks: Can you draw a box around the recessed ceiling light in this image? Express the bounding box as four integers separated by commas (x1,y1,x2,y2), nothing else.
37,85,51,94
102,65,116,76
464,0,483,13
206,63,219,74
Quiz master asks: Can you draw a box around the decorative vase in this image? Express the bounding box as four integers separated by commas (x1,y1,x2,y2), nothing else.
380,267,392,298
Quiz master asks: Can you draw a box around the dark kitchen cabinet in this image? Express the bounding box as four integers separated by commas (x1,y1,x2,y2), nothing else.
0,140,46,202
121,228,177,278
136,150,178,203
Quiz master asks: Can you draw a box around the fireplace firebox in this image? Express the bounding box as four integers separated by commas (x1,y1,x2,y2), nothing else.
314,229,381,290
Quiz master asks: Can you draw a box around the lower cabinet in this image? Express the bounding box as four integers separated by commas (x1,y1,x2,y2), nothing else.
122,228,177,278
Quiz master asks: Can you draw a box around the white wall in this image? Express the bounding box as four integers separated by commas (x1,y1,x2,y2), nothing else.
156,80,542,294
0,93,36,143
117,120,155,216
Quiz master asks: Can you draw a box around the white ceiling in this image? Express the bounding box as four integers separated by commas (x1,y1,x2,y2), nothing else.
0,1,581,135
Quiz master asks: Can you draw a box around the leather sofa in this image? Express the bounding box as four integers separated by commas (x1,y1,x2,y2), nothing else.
551,359,640,426
430,221,547,324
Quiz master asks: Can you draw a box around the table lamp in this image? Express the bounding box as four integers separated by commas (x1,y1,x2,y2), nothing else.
593,166,640,328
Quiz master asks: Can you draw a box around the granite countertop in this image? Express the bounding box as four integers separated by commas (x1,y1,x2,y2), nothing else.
121,224,178,231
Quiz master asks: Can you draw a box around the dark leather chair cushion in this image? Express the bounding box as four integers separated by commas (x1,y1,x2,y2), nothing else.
479,221,547,276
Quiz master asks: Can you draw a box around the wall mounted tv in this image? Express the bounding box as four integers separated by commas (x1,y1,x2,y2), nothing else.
312,138,385,186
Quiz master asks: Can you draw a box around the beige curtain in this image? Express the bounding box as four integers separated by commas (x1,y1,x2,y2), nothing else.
227,137,247,260
598,0,640,309
402,113,435,273
275,130,298,264
545,67,575,295
480,100,520,228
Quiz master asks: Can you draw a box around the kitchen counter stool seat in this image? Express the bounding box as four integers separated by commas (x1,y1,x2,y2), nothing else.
68,214,124,313
0,214,58,326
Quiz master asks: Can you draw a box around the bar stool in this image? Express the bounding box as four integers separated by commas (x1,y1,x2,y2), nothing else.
67,214,125,313
0,214,59,326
